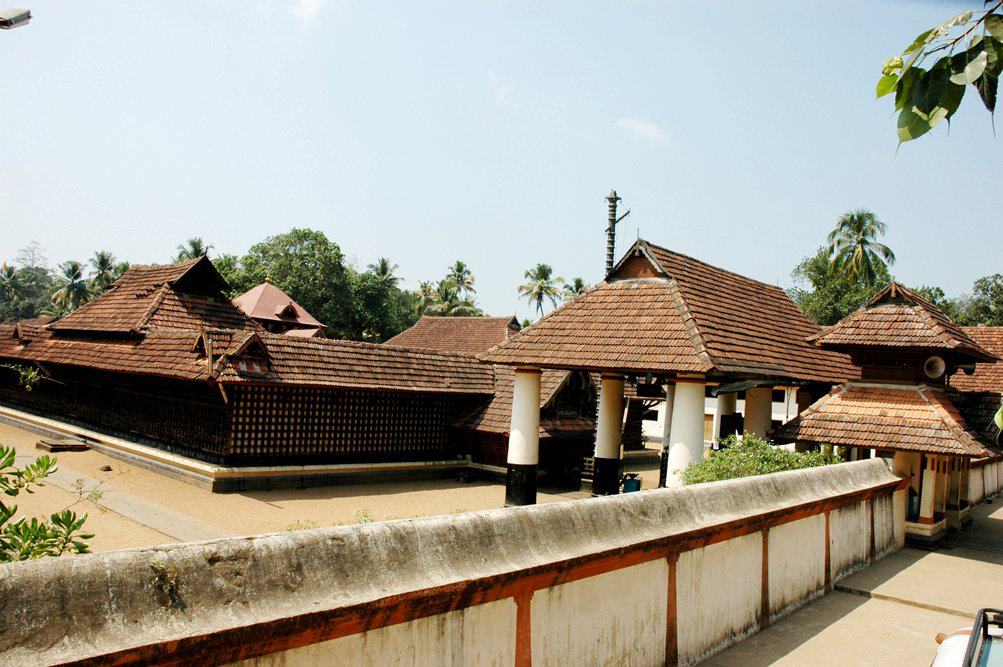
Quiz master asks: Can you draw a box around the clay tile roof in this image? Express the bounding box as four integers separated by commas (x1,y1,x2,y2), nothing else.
775,382,992,457
212,334,494,394
0,325,494,395
232,282,324,329
47,257,258,335
482,239,856,383
454,366,580,435
814,281,996,362
952,327,1003,393
386,316,520,356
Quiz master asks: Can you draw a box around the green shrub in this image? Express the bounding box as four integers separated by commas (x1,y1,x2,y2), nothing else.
682,433,842,485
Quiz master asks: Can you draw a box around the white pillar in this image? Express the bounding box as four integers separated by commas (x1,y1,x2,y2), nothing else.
505,367,541,506
592,374,625,495
919,457,937,525
666,378,706,487
744,387,773,438
712,392,737,446
659,383,675,487
891,451,911,548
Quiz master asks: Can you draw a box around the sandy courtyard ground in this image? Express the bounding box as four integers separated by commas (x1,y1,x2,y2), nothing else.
0,420,660,553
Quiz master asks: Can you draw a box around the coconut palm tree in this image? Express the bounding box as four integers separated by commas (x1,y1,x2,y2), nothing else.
368,257,400,288
415,281,437,316
446,260,476,298
175,238,212,262
0,264,25,301
113,261,131,280
50,261,90,312
826,209,895,286
519,263,563,316
425,281,481,316
562,277,589,302
89,251,117,292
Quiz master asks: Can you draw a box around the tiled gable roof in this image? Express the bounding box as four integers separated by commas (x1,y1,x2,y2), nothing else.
0,325,494,395
386,316,519,356
813,282,995,362
454,366,586,435
952,327,1003,393
482,239,856,383
775,382,992,457
47,257,258,335
232,281,325,329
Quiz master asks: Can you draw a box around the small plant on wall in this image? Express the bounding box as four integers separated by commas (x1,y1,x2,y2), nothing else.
683,433,842,485
0,363,48,392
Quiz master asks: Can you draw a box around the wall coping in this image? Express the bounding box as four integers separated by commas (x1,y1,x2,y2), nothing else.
0,459,901,666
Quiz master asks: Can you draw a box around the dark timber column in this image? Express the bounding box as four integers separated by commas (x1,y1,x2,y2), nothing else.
505,367,542,507
592,373,625,496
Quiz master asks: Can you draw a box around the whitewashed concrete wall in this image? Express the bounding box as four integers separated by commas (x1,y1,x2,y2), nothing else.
677,533,761,664
0,460,904,667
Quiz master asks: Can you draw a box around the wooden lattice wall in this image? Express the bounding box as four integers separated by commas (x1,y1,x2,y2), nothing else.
0,366,230,459
227,385,479,465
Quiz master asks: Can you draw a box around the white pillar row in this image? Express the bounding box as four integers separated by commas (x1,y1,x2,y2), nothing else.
712,392,737,446
666,377,706,488
504,367,541,507
744,387,773,438
592,374,625,496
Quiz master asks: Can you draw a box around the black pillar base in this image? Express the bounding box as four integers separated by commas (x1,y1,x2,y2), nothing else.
658,447,669,487
505,463,538,506
592,456,621,496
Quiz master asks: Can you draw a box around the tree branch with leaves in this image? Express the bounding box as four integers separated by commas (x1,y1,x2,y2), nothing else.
878,5,1003,143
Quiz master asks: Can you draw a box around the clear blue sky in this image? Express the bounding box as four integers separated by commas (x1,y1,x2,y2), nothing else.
1,1,997,321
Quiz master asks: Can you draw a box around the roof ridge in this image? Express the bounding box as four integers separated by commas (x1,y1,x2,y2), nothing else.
642,239,791,295
665,278,717,372
134,284,170,332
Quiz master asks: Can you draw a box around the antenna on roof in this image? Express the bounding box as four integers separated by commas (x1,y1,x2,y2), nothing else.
605,189,630,277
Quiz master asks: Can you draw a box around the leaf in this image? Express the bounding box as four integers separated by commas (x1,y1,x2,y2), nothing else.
976,72,999,113
895,67,921,110
940,82,966,120
995,403,1003,432
947,9,973,28
897,106,933,143
904,28,935,55
876,73,899,98
915,59,950,113
987,14,1003,42
950,50,988,85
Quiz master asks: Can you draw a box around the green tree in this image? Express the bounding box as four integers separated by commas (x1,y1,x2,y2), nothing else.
877,6,1003,144
826,209,895,286
175,237,212,262
0,264,25,303
424,280,482,317
0,444,93,562
235,229,353,338
89,251,117,293
368,258,400,288
346,271,418,341
562,277,589,302
0,244,55,322
519,263,563,316
683,433,842,485
446,260,476,298
415,281,437,316
789,248,889,325
49,261,90,313
957,274,1003,325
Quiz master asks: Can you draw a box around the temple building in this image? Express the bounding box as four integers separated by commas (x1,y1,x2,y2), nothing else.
232,279,326,337
776,282,999,543
386,315,598,484
482,238,855,505
0,258,492,489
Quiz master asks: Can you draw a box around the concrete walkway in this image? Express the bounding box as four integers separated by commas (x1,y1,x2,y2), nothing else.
14,452,237,543
709,500,1003,665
